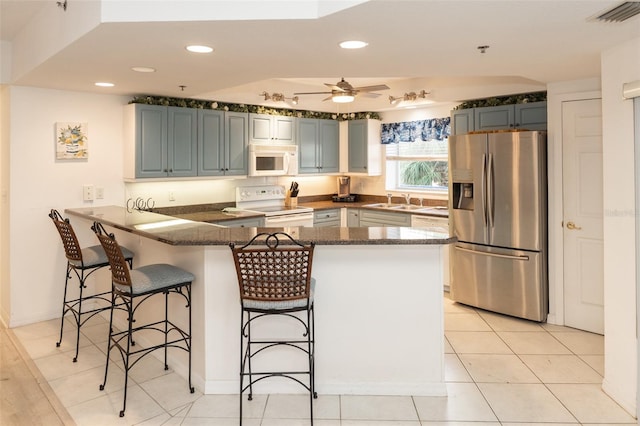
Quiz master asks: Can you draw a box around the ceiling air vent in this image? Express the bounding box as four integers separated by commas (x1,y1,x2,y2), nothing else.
595,1,640,22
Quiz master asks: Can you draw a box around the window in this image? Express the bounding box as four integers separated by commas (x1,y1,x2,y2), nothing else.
382,118,450,194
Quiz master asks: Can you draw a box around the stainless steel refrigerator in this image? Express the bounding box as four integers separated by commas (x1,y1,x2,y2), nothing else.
449,131,547,321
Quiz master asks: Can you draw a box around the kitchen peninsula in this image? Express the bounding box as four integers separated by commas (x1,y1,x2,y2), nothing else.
66,205,455,397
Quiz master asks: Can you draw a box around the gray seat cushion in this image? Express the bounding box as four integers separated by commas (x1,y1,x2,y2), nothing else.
115,263,195,295
70,245,134,268
242,278,315,311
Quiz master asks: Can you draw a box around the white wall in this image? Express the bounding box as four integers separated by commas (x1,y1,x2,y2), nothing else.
601,36,640,416
3,86,129,326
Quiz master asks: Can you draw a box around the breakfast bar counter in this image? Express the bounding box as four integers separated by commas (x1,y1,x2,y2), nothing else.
66,206,454,397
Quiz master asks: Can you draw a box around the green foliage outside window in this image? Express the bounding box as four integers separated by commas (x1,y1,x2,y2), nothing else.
401,161,448,188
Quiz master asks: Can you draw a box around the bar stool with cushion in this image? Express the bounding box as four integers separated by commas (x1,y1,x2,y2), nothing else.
229,232,317,425
92,221,195,417
49,209,134,362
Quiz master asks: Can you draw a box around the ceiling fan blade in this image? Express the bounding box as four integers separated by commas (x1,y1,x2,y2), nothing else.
321,95,333,102
354,84,390,92
293,91,332,95
359,92,382,98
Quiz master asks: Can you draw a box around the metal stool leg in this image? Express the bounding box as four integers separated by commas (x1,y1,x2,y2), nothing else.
56,263,72,349
120,297,134,417
99,291,116,392
71,269,86,363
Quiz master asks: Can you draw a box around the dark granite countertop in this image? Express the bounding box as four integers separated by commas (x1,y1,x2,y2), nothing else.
66,206,455,246
151,197,448,223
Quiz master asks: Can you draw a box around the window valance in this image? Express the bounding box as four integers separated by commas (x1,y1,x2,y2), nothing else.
381,117,451,144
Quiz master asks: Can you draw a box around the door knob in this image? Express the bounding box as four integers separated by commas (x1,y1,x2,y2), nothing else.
566,221,582,230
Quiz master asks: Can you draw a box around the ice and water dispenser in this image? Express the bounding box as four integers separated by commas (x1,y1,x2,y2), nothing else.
451,169,474,210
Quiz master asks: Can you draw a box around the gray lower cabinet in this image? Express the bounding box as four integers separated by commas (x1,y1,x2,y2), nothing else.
359,209,411,227
313,209,341,227
219,217,264,228
298,118,339,174
198,110,248,176
347,209,360,227
125,104,198,179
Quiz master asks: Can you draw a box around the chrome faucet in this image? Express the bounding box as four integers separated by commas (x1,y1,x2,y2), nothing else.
387,193,392,204
403,193,411,205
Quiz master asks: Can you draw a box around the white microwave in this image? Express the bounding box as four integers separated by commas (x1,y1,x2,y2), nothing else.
248,144,298,177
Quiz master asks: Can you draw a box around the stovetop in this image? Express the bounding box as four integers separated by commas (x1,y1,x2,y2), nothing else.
235,185,313,216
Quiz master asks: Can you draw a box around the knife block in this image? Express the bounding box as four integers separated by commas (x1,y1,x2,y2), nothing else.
285,191,297,207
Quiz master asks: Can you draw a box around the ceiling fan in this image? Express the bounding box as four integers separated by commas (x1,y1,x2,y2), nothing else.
293,78,390,103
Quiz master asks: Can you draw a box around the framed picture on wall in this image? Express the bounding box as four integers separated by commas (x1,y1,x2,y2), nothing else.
56,122,88,159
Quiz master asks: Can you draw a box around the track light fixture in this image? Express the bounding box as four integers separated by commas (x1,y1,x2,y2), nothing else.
260,92,299,105
389,90,430,105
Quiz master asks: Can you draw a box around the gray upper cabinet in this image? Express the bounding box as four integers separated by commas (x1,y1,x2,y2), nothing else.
451,101,547,135
348,119,381,175
168,107,198,177
514,102,548,130
451,109,474,136
225,112,249,175
198,110,248,176
125,104,197,179
297,118,339,174
124,103,246,179
249,113,295,144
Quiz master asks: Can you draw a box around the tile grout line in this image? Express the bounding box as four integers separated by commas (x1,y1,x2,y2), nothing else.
474,304,583,424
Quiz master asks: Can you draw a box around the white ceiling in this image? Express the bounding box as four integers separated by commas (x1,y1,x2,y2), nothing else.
2,0,639,113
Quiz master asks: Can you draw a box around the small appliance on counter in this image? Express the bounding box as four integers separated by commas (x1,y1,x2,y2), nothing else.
333,176,356,202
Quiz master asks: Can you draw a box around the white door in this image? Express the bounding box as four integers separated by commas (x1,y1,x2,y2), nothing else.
562,98,604,334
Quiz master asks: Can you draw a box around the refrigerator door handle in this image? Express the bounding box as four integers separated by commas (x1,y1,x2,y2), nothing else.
455,246,530,261
481,153,488,227
488,153,495,228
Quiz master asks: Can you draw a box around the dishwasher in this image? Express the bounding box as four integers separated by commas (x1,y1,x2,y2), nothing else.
412,215,450,290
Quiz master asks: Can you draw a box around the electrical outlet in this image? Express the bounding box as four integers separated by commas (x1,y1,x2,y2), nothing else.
169,191,175,201
95,187,104,199
83,185,94,201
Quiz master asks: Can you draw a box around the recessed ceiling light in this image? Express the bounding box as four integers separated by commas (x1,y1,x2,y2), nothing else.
186,45,213,53
131,66,156,73
339,40,368,49
95,82,114,87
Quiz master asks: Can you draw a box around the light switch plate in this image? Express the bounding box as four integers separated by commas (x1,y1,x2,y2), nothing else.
83,185,94,201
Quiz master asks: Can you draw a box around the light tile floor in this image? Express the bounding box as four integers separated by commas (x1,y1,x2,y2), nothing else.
9,293,636,425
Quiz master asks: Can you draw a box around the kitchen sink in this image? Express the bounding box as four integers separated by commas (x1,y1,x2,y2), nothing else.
362,203,398,209
389,204,428,211
363,203,435,212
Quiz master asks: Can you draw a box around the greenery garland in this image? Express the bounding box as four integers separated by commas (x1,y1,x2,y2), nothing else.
130,95,381,121
453,91,547,110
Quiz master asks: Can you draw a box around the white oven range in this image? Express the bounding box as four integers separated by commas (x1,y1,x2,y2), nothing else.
235,185,314,227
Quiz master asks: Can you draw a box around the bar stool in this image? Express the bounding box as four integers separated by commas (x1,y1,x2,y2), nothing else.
229,232,317,425
92,221,195,417
49,209,134,362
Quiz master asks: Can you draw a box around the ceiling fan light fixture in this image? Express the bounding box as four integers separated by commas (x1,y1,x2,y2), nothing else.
339,40,368,49
332,94,355,103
